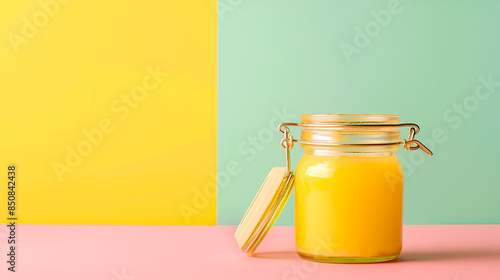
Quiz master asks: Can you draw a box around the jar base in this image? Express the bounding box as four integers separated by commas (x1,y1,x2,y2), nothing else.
297,252,399,263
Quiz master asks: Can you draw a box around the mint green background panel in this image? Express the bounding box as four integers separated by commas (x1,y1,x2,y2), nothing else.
217,0,500,225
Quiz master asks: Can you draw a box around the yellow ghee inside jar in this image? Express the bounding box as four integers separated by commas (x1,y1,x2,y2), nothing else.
294,114,404,263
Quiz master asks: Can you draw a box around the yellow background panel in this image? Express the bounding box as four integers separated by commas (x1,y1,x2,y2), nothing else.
0,0,217,225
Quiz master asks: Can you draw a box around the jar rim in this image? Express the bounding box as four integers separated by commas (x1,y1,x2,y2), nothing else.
301,114,400,125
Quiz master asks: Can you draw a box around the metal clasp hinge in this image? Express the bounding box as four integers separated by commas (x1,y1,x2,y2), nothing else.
403,127,433,156
278,122,433,172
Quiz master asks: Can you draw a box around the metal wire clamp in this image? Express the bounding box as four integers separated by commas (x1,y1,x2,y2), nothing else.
278,122,433,174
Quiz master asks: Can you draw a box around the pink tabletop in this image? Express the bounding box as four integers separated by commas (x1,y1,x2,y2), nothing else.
0,224,499,279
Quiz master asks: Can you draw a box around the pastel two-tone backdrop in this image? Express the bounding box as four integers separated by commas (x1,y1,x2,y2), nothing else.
1,0,499,228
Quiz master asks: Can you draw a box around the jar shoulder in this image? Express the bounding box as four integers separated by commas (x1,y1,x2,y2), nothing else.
295,152,404,179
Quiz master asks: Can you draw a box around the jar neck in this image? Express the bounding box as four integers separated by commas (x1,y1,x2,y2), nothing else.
302,146,399,157
299,114,402,156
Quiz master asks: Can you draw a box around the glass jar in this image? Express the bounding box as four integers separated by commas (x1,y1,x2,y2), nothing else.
235,113,432,264
294,114,404,263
